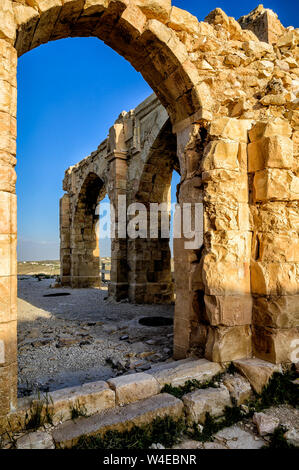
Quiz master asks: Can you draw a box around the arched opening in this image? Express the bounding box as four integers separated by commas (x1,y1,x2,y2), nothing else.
129,119,180,304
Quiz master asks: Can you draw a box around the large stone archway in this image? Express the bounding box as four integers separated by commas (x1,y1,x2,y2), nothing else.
0,1,298,426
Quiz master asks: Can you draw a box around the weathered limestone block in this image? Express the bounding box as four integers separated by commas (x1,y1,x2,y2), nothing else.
107,373,160,405
205,230,252,263
254,232,299,263
30,0,63,49
201,140,240,172
13,3,40,56
233,358,282,394
134,0,171,22
253,295,299,328
277,29,299,48
0,233,17,277
183,385,231,424
253,412,279,436
253,326,299,363
251,202,299,233
0,362,17,415
249,118,292,142
0,191,16,234
0,275,17,323
251,261,299,296
0,0,16,43
46,380,115,424
209,117,251,143
223,374,253,405
148,358,223,387
238,5,285,44
205,202,250,231
168,6,199,35
203,171,249,204
52,393,184,448
202,255,250,295
205,325,252,362
253,169,299,202
248,136,293,172
16,431,55,449
0,320,17,367
204,294,252,326
0,78,17,117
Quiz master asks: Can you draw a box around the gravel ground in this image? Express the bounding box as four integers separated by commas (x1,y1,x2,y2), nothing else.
17,276,174,396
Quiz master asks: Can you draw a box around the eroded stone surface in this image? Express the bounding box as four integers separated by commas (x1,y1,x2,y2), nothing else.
52,393,184,448
183,385,231,424
107,373,160,405
233,358,282,394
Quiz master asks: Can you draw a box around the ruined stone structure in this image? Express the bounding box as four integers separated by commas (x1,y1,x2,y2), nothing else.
60,94,178,304
0,1,298,428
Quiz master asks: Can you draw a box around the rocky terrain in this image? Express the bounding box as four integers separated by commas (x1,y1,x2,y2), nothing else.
17,275,174,396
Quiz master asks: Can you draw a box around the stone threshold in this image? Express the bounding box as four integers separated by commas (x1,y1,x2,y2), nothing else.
1,357,282,448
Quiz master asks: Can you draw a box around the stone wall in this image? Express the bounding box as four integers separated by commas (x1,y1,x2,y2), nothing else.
0,0,298,425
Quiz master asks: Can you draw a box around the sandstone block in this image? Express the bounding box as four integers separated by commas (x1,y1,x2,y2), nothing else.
16,431,55,449
183,385,231,424
284,428,299,447
253,295,299,328
168,6,199,35
203,171,249,204
233,358,282,394
0,320,17,367
0,0,16,43
201,140,240,172
0,191,16,234
107,373,160,405
0,362,17,415
148,358,223,387
205,325,252,362
202,255,250,295
134,0,171,22
253,326,299,364
251,202,299,233
249,118,292,142
52,393,183,448
253,169,299,202
209,117,251,143
251,261,299,296
248,136,293,172
205,230,252,263
254,232,299,263
204,294,252,326
0,275,17,322
253,412,279,436
223,374,253,405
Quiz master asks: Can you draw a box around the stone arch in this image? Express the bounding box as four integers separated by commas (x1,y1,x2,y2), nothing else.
13,0,209,124
70,171,106,288
127,118,179,304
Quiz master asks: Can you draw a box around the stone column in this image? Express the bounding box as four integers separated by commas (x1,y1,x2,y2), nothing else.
249,118,299,364
0,37,18,418
107,122,129,301
174,118,253,362
202,117,253,362
59,194,71,286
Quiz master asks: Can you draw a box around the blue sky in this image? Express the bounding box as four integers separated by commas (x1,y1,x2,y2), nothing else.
17,1,298,260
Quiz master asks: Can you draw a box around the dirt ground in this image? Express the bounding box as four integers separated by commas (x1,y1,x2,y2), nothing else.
17,274,174,396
